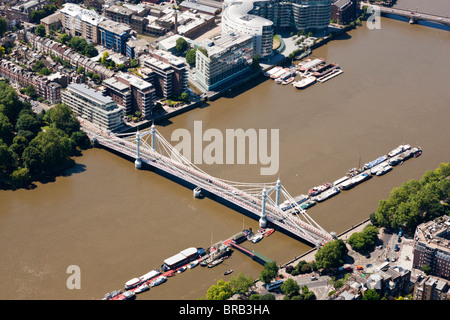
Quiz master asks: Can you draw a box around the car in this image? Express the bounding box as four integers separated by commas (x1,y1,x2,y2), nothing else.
365,253,371,258
398,237,402,242
391,257,396,262
378,245,383,249
356,265,363,270
344,267,353,272
310,276,318,281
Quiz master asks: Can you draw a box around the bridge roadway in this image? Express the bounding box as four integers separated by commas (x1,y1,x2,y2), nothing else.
84,126,332,247
362,2,450,26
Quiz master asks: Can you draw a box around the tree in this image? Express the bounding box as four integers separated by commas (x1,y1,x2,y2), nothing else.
44,103,80,136
315,239,348,270
84,44,98,58
15,111,41,136
0,113,12,144
130,58,139,68
348,224,379,252
281,278,299,298
10,167,30,189
185,48,197,66
363,289,380,300
259,261,278,284
24,84,37,100
206,279,234,300
0,17,7,37
230,273,254,295
421,264,432,275
35,24,46,37
59,33,70,44
175,37,188,54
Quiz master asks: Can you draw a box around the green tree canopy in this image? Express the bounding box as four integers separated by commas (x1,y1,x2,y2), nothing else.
185,48,197,66
259,261,278,284
372,163,450,232
281,278,299,298
315,239,348,270
35,24,46,37
206,279,234,300
229,273,254,295
175,37,188,54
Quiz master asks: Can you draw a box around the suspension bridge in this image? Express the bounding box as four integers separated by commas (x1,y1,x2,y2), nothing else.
84,124,333,247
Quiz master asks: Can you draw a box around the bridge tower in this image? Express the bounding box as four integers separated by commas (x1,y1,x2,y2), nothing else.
135,130,142,169
151,122,156,150
259,188,268,228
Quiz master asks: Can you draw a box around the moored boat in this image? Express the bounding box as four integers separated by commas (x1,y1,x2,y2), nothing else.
298,58,324,72
308,182,331,196
135,284,150,294
294,76,316,89
388,144,411,157
208,258,223,268
264,66,282,77
339,173,372,190
364,155,388,170
300,200,316,209
124,277,142,290
312,63,339,77
314,187,340,202
187,260,199,269
376,165,393,176
250,233,263,243
150,276,167,287
177,266,187,273
282,77,295,85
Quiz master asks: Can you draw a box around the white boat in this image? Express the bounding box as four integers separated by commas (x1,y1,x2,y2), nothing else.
150,276,167,287
264,66,282,77
177,266,187,273
139,270,160,283
124,277,142,290
294,76,316,89
376,165,393,176
388,144,411,157
250,233,264,243
187,260,199,269
135,284,150,294
122,291,135,300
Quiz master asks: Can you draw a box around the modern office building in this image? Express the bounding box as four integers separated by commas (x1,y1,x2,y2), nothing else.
195,33,254,91
103,72,155,118
413,216,450,280
62,83,124,132
222,0,332,56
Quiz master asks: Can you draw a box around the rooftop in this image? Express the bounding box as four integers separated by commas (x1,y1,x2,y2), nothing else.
68,83,115,106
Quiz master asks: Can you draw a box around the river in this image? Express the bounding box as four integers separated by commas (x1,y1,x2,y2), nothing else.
0,16,449,300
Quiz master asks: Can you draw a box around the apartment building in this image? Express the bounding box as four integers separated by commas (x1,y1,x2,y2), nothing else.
195,33,254,91
60,3,102,44
222,0,332,56
0,59,62,104
98,19,132,55
62,83,124,132
103,72,155,118
141,50,188,99
331,0,358,25
413,275,449,300
413,216,450,280
222,0,274,57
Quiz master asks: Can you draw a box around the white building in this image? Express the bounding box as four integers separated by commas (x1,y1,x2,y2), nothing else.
62,83,124,132
222,0,274,57
222,0,332,57
195,33,254,91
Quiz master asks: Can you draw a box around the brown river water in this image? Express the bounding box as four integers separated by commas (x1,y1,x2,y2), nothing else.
0,16,449,300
